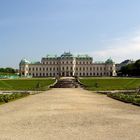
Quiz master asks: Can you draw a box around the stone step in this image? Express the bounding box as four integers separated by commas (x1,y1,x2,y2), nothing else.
52,78,81,88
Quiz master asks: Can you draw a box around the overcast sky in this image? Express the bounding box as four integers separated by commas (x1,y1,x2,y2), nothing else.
0,0,140,68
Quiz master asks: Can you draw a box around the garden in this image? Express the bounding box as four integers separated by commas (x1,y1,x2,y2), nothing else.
0,92,29,104
107,92,140,106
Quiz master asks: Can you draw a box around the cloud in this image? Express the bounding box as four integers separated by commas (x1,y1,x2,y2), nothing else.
89,31,140,63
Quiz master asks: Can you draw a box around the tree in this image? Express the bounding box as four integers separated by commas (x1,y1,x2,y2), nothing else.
0,67,16,73
119,59,140,76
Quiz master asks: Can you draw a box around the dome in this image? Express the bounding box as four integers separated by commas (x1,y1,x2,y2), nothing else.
61,52,73,58
105,58,113,64
20,59,30,65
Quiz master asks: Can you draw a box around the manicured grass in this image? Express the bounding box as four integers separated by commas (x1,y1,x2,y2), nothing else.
80,77,140,91
0,72,17,76
0,78,55,90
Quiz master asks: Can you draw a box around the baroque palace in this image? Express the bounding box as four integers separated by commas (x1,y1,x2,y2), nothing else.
19,52,116,77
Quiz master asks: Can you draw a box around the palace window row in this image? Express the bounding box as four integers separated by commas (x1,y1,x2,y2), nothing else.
28,72,111,77
28,66,112,72
42,61,73,65
76,61,92,65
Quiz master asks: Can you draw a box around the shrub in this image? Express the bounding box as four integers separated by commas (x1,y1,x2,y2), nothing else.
108,92,140,106
0,92,29,103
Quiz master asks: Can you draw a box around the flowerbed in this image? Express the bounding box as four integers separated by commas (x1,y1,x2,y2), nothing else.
0,92,29,103
107,93,140,106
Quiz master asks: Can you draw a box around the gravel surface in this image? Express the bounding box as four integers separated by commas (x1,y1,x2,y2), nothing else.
0,88,140,140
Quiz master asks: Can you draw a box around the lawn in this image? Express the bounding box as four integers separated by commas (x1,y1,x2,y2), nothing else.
80,77,140,91
0,78,55,90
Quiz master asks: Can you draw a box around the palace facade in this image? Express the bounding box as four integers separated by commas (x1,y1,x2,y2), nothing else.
19,52,116,77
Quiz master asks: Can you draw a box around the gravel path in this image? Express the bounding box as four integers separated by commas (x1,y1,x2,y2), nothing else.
0,88,140,140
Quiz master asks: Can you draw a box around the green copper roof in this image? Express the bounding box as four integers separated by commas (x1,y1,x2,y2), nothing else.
105,58,114,64
20,59,41,65
61,52,73,57
30,61,41,64
20,59,30,65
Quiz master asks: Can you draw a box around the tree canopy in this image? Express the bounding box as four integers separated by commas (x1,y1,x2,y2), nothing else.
0,67,16,73
119,59,140,76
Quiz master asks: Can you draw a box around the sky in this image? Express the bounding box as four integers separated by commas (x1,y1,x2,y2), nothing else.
0,0,140,68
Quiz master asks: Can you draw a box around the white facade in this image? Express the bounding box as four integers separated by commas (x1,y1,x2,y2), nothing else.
19,52,116,77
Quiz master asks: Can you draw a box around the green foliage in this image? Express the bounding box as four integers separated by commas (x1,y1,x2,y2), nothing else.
119,59,140,76
0,67,16,74
80,78,140,91
107,93,140,105
0,92,29,103
95,82,99,88
0,78,55,90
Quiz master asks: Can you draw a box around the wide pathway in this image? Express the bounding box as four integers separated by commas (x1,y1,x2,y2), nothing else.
0,88,140,140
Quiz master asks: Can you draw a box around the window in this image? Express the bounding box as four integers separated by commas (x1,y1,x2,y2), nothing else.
36,68,38,71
